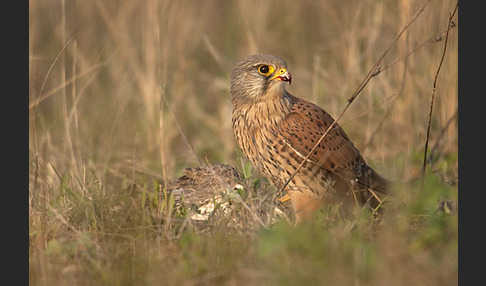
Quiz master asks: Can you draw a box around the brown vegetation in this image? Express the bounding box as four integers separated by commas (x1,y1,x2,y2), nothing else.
29,0,458,285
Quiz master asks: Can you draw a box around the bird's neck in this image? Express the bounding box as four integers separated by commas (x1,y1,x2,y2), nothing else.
233,89,293,130
231,89,294,174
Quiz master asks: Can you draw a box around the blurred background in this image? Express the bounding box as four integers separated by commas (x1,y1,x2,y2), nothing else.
29,0,458,284
29,0,457,185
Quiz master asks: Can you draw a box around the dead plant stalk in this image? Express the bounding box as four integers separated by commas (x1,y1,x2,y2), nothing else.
278,0,433,196
421,3,458,185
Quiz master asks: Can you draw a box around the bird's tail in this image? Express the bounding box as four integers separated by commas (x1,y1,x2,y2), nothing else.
367,168,390,195
355,165,390,209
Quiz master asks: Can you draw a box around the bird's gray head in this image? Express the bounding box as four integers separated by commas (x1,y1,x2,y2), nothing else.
230,54,291,105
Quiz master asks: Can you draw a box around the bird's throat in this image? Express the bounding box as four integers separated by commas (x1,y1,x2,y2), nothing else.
238,90,292,130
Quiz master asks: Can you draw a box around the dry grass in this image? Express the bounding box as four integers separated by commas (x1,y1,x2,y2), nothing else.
29,0,458,285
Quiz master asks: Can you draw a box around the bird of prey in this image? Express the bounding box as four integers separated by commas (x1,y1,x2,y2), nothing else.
231,54,389,223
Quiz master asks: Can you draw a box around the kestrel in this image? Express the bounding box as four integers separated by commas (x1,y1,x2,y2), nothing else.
231,54,389,223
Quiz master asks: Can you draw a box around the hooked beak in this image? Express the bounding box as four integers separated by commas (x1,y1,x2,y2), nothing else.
270,67,292,85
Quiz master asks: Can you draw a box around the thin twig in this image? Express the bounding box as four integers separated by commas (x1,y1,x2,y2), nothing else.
278,0,432,195
29,61,109,110
361,21,458,153
160,92,202,166
421,3,458,185
37,34,75,100
381,24,457,74
427,110,458,166
202,34,228,71
47,203,80,234
236,195,267,228
362,94,400,152
363,48,409,153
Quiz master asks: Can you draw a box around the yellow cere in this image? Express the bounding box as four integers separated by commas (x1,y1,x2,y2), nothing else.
269,67,288,81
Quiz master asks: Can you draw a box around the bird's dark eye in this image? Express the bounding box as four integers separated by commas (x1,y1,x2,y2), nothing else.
257,64,274,76
259,65,269,74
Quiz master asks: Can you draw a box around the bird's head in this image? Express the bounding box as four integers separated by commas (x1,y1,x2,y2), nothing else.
231,54,292,105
